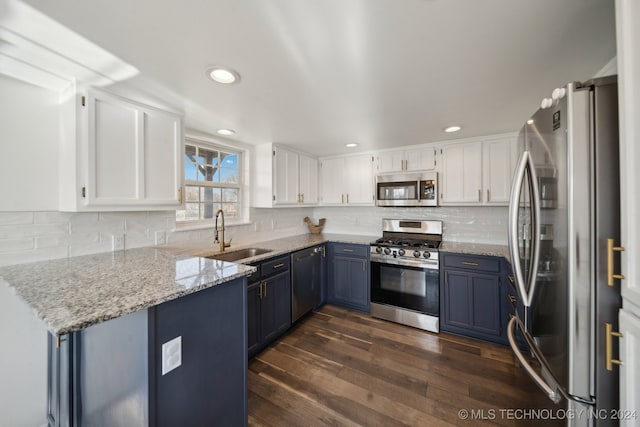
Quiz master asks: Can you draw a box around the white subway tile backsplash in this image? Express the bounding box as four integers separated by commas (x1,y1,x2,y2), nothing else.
0,238,34,253
0,212,34,225
0,205,506,267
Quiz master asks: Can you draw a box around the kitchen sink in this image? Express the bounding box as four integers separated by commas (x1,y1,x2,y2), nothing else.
205,248,272,262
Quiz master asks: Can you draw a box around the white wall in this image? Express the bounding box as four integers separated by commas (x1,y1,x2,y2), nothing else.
0,75,59,211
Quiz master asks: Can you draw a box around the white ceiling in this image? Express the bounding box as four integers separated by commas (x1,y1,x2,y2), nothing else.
5,0,616,156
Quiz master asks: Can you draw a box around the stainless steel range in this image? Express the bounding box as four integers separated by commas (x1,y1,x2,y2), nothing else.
370,219,442,333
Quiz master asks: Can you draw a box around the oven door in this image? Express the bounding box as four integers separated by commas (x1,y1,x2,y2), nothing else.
370,260,439,316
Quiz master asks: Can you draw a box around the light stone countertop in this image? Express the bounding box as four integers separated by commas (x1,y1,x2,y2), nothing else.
440,241,510,262
163,233,379,264
0,232,510,336
0,247,255,336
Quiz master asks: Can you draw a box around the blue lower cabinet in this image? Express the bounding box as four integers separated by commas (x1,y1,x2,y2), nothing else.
247,255,292,358
327,243,370,312
440,253,507,345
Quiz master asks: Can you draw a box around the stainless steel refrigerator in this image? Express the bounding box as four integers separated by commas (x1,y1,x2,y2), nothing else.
507,76,621,426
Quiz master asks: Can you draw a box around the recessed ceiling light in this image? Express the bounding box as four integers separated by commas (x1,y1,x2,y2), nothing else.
345,143,359,148
206,66,240,84
527,119,534,125
444,126,462,133
217,128,236,136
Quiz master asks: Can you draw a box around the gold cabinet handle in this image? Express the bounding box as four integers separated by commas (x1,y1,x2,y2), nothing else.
508,275,515,284
463,261,480,266
478,189,482,202
605,322,623,371
263,282,267,298
343,248,354,253
258,282,263,300
273,263,285,269
508,294,517,303
341,194,345,204
487,189,490,202
346,194,350,204
607,238,625,286
178,187,183,204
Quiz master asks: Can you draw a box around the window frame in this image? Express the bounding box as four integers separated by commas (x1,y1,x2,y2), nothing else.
176,137,245,227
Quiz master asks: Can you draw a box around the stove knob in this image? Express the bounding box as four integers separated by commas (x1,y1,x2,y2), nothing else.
384,248,391,255
413,250,421,258
375,246,382,254
423,251,431,259
398,249,405,256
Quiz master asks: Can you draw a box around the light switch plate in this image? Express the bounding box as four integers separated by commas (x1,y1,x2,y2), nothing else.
155,231,166,245
112,234,125,251
162,336,182,375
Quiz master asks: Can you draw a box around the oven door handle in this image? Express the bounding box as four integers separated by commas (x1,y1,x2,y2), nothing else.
370,258,438,269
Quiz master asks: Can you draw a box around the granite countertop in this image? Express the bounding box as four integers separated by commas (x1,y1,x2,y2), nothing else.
0,247,255,336
440,241,510,262
164,233,379,264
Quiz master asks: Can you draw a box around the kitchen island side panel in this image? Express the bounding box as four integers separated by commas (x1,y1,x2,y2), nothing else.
149,277,248,427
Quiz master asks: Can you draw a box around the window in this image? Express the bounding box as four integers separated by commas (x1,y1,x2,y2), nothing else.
176,141,241,223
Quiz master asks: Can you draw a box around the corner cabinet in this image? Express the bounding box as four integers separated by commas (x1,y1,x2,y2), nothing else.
251,144,318,207
59,86,184,212
327,243,370,312
439,135,517,206
319,154,375,205
440,253,509,345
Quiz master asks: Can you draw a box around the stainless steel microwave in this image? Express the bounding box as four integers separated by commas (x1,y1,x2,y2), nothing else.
376,172,438,207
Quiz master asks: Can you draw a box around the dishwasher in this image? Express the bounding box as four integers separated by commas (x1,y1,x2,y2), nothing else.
290,246,323,322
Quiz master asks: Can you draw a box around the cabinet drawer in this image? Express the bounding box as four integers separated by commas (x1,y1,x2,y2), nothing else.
331,243,368,257
260,256,290,278
442,254,500,273
245,266,260,284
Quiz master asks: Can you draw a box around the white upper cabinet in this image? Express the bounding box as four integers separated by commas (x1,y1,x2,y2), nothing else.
319,154,375,206
251,144,318,207
440,142,483,204
59,87,183,212
482,137,517,204
376,147,436,173
440,135,516,206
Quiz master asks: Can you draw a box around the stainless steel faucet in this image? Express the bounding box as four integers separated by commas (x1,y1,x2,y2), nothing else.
214,209,232,252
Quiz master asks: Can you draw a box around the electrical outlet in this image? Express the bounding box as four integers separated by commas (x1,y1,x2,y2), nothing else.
155,231,166,245
112,234,125,251
162,336,182,375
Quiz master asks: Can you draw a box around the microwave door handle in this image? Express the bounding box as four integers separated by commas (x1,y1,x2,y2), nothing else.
507,316,561,403
509,151,532,306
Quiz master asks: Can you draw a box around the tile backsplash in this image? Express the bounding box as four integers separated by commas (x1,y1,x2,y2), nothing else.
0,205,506,267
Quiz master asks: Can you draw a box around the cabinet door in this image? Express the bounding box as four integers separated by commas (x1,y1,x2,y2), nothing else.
619,308,640,426
470,273,501,336
143,110,181,204
405,147,437,171
319,158,345,204
376,150,404,173
330,255,369,311
440,142,483,204
298,153,318,204
247,282,262,357
441,270,472,329
482,138,515,205
345,154,374,205
261,271,291,343
88,92,140,205
274,147,299,204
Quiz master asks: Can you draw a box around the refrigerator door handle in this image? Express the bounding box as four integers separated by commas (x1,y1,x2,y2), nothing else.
508,151,541,307
507,316,562,403
507,316,596,406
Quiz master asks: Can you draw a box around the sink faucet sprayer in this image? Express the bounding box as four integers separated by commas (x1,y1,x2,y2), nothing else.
214,209,232,252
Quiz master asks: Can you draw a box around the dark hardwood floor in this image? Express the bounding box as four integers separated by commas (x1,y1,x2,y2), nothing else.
248,305,565,427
